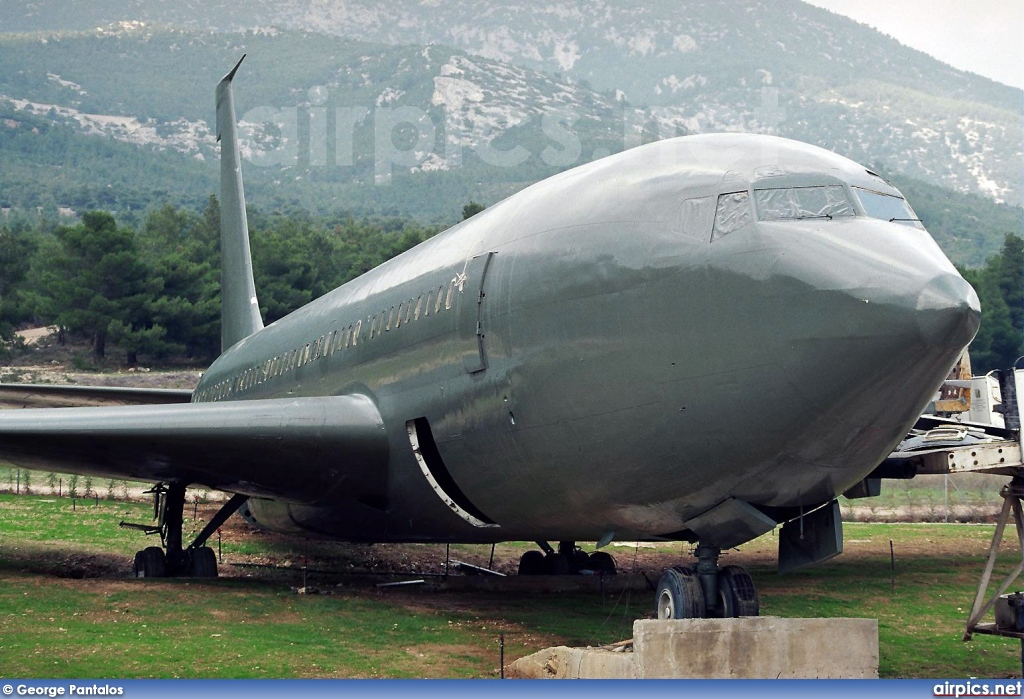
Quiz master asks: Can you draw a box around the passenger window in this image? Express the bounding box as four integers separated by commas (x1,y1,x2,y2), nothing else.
396,303,404,328
405,299,414,324
445,281,455,310
370,315,378,339
387,306,395,331
435,285,444,313
353,320,361,345
414,295,423,320
425,290,433,316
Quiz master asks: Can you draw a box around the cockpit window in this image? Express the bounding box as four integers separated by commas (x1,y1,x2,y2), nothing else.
754,185,855,221
712,191,752,241
852,187,924,229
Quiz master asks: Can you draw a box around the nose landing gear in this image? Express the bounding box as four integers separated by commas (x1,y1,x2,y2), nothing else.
655,545,759,619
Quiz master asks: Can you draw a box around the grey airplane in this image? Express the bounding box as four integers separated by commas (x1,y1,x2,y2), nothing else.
0,58,980,619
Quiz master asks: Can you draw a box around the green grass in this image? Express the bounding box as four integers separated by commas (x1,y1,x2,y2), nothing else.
1,494,1024,678
752,522,1022,677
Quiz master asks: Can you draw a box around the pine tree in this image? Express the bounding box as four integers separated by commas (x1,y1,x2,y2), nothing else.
962,233,1024,373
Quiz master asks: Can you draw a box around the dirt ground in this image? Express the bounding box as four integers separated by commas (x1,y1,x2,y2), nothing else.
9,497,987,587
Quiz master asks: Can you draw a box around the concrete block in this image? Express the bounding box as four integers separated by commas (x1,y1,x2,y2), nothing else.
507,646,637,679
632,617,878,678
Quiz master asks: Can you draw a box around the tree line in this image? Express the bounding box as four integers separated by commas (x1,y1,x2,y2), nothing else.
0,198,439,365
960,233,1023,374
0,203,1019,373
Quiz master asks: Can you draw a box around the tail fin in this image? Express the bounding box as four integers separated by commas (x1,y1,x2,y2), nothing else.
215,55,264,352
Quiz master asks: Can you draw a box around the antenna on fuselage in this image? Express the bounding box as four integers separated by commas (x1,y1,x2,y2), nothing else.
215,54,264,353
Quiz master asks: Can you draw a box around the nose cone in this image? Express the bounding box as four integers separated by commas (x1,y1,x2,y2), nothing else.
915,273,981,350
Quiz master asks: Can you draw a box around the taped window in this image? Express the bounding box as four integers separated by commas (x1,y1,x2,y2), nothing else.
680,196,715,240
712,191,752,241
755,185,854,221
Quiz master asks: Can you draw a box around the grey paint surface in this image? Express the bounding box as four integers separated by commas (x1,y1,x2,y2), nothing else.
215,56,263,352
0,117,979,546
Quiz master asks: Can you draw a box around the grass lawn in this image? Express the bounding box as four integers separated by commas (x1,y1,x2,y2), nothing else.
0,493,1021,678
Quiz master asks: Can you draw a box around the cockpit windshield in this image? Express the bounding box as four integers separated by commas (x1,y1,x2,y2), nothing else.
852,187,925,229
753,185,855,221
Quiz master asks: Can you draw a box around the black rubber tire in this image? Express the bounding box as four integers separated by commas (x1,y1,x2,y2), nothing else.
655,566,705,619
189,546,219,578
719,565,759,617
134,546,166,578
517,549,546,576
717,574,736,618
585,551,617,575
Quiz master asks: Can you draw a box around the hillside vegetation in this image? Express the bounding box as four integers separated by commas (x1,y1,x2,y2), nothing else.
0,18,1018,265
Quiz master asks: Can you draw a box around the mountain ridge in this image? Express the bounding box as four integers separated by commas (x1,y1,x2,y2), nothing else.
0,7,1019,267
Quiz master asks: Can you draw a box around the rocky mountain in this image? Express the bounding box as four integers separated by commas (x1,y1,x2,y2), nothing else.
0,2,1020,264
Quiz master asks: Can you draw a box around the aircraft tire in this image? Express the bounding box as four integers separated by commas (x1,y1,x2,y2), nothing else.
655,566,705,619
586,551,617,575
134,546,167,578
517,549,546,575
189,546,219,578
718,565,758,617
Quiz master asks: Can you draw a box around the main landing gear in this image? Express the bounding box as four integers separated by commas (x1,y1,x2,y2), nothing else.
517,541,618,576
655,544,759,619
124,482,248,579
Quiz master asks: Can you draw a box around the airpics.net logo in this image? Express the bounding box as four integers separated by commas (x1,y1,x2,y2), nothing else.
934,681,1024,697
234,87,787,185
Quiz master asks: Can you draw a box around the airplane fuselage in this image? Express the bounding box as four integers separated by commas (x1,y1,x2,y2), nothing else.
193,133,979,546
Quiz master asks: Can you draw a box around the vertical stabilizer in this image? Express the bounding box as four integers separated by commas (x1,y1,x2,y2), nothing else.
216,55,264,352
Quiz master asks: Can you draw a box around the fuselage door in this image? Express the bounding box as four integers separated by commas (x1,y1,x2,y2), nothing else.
457,251,495,374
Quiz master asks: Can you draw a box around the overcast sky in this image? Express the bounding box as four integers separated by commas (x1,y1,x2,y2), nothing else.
802,0,1024,89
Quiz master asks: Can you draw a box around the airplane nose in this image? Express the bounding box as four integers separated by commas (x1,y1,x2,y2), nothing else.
914,273,981,350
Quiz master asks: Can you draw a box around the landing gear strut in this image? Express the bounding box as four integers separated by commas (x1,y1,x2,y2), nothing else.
517,541,617,576
127,482,247,579
655,544,759,619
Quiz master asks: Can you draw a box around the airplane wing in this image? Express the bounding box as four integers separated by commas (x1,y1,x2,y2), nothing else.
0,395,389,505
0,383,194,407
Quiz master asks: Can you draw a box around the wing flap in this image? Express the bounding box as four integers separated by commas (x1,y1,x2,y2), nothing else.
0,395,388,505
